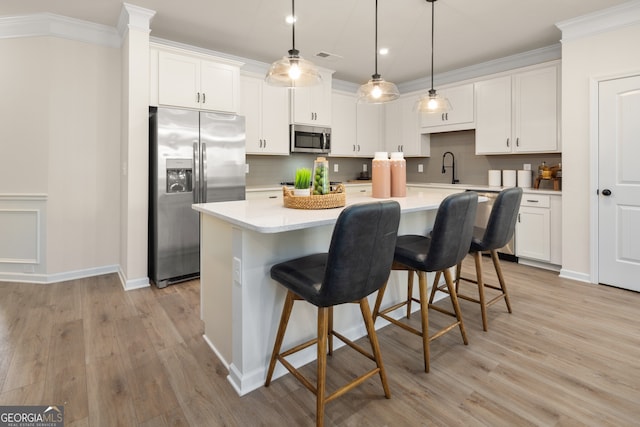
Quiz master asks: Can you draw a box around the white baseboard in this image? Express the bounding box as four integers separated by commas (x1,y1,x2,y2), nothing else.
559,268,592,283
117,266,150,291
0,264,120,284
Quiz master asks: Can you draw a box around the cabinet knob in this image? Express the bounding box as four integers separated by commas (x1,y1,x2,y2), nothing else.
602,189,612,196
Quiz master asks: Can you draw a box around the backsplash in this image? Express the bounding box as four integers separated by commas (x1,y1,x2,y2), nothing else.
246,130,561,188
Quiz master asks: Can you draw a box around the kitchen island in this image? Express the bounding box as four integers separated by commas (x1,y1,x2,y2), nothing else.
192,188,467,396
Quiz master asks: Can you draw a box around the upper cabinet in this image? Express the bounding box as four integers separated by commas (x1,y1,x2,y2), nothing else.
475,63,560,155
330,91,381,157
291,69,333,127
240,74,289,155
155,49,241,113
330,91,358,156
420,84,475,133
385,94,430,157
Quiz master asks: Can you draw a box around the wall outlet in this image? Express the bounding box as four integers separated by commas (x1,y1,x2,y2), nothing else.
233,257,242,283
245,163,249,174
363,164,367,172
333,163,339,173
418,164,424,173
523,163,531,171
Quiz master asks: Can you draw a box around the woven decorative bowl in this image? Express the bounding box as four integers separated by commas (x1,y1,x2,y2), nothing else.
282,184,346,210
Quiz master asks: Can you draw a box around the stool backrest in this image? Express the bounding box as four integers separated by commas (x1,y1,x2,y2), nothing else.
319,201,401,307
424,192,478,272
482,187,523,250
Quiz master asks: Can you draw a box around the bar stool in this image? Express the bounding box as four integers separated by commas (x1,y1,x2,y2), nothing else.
433,187,523,331
373,192,478,373
265,201,401,427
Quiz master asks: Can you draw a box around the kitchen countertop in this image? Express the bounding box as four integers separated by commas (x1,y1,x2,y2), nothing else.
246,182,561,196
193,189,470,234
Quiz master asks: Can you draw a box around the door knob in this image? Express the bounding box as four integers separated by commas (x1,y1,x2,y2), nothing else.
602,189,612,196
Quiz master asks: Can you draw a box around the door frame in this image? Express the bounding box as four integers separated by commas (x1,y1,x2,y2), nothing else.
589,71,640,284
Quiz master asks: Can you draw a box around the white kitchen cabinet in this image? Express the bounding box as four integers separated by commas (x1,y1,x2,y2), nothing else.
329,91,381,157
240,74,289,155
356,103,383,157
291,69,333,127
384,94,430,157
516,193,562,266
245,189,282,200
330,91,358,156
158,50,240,113
420,84,475,133
475,63,559,155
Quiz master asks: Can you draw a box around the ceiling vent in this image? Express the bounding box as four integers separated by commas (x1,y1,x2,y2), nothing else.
315,51,343,61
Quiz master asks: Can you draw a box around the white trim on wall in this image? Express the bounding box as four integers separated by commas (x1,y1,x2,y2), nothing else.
0,13,120,47
556,0,640,42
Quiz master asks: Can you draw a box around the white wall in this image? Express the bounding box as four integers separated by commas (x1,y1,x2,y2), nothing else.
0,36,121,281
559,14,640,281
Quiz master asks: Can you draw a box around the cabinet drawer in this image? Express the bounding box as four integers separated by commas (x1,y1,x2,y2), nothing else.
521,194,550,208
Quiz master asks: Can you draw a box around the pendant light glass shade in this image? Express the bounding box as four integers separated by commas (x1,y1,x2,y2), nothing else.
265,0,321,88
418,0,451,113
357,0,399,103
357,74,400,103
416,89,452,113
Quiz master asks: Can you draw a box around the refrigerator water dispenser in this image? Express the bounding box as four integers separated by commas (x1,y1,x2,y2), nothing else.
166,158,193,193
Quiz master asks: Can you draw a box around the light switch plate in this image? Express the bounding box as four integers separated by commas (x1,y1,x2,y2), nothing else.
233,257,242,283
418,164,424,173
334,163,339,172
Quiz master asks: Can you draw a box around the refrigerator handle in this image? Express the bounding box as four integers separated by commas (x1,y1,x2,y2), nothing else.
193,142,200,203
201,142,208,203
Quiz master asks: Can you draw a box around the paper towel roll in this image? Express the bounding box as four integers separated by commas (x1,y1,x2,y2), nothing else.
488,170,501,187
518,170,532,188
502,170,516,188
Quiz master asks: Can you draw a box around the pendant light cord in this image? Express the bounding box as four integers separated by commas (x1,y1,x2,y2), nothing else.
374,0,379,78
291,0,296,53
430,0,435,92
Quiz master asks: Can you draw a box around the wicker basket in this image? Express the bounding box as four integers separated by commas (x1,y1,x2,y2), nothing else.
283,184,346,210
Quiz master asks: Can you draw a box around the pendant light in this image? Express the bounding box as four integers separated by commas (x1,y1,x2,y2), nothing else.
417,0,451,113
357,0,399,103
265,0,322,87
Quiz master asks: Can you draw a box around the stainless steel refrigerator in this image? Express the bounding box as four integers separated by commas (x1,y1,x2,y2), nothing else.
149,106,245,288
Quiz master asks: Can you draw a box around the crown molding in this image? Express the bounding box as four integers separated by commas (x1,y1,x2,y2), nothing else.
0,13,120,48
556,0,640,42
118,3,155,39
398,44,561,94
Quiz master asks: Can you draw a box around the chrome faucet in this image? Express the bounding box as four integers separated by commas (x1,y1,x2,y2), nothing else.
442,151,459,184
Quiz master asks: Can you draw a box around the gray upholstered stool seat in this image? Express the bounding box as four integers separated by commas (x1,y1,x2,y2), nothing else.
432,187,523,331
373,191,478,373
265,201,401,427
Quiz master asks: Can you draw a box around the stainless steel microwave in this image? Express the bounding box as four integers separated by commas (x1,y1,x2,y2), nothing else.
290,124,331,154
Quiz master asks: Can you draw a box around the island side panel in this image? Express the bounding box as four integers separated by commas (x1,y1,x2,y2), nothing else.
200,213,234,367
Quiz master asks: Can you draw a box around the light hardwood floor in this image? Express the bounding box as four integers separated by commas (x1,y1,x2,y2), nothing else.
1,258,639,426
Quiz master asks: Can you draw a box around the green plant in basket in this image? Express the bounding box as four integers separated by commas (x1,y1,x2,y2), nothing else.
294,168,311,189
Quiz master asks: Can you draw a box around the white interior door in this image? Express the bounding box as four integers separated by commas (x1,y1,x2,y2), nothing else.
598,75,640,292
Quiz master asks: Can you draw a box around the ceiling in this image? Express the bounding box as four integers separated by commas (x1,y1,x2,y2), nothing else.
0,0,629,84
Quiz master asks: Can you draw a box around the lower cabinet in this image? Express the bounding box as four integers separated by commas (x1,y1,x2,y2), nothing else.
245,189,282,201
516,193,561,266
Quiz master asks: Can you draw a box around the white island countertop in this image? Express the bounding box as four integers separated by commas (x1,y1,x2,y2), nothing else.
193,189,464,234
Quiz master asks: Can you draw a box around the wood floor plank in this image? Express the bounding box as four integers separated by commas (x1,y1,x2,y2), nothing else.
1,259,639,426
42,319,88,424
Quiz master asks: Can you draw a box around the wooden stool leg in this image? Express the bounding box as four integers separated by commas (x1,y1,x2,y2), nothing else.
491,250,512,313
473,251,489,331
265,291,295,386
328,306,334,356
406,270,414,319
444,268,468,345
428,271,441,304
417,271,430,373
455,260,463,293
360,298,391,398
316,307,328,427
372,281,388,322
